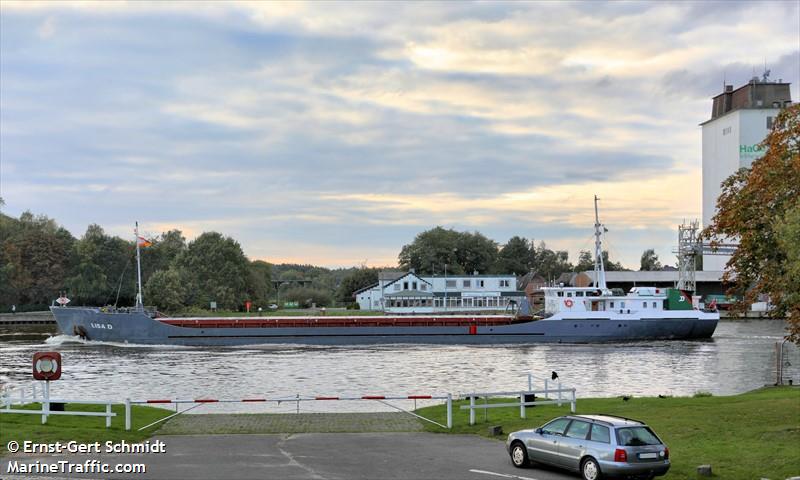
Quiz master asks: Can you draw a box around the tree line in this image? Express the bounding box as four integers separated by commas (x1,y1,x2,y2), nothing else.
1,208,670,314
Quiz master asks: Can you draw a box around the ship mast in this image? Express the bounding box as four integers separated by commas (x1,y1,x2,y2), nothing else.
135,221,144,310
593,195,607,291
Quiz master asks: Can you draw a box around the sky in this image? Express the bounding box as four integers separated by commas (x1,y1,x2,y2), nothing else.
1,1,798,269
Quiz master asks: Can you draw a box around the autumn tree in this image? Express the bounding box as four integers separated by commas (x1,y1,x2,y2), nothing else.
704,104,800,342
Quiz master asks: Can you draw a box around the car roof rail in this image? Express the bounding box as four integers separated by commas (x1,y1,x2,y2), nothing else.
572,415,615,426
592,413,645,425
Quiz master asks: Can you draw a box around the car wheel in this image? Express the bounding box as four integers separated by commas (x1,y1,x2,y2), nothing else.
509,442,529,468
581,457,602,480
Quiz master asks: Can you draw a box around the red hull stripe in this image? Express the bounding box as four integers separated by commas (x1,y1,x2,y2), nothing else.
194,399,218,403
407,395,432,399
241,398,267,402
315,396,339,400
146,399,172,404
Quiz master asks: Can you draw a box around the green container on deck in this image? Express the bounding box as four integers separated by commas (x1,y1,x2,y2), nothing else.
666,288,693,310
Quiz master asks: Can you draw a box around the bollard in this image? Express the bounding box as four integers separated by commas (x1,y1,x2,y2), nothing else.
557,382,562,407
106,403,112,428
469,395,476,425
544,379,549,398
520,392,526,419
446,394,452,429
125,398,131,431
570,389,576,413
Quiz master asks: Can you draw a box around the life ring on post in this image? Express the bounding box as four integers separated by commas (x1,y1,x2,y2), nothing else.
564,299,574,308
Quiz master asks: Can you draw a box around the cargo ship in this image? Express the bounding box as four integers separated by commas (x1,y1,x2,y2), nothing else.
49,201,719,346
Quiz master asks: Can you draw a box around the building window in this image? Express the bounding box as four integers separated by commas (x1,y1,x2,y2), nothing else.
576,291,584,297
500,279,510,288
394,284,400,291
446,280,456,288
412,281,417,290
420,284,426,291
403,281,409,290
463,280,471,288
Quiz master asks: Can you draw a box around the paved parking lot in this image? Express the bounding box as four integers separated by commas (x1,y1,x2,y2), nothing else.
3,433,577,480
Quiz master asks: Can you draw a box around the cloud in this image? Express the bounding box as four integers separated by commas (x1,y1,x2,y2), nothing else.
1,1,798,269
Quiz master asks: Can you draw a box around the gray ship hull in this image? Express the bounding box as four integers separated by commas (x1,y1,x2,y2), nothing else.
50,307,718,346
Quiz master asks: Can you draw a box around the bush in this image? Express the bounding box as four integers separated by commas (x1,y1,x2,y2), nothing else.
282,287,332,308
346,302,360,310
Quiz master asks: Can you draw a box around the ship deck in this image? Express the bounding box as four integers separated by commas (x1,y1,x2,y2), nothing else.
159,315,524,329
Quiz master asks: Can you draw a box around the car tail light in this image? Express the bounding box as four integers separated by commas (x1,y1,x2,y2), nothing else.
614,449,627,462
664,447,669,459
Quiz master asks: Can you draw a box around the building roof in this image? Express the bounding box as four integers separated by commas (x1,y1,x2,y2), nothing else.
382,272,433,290
384,291,434,298
379,270,405,282
352,282,379,296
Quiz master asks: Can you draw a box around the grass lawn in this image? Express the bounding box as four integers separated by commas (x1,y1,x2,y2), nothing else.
414,387,800,479
0,403,172,456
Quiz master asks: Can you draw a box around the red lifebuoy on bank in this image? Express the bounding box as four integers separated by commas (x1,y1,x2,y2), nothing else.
564,299,574,308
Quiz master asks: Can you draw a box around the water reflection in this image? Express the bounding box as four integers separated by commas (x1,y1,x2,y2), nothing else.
0,320,796,413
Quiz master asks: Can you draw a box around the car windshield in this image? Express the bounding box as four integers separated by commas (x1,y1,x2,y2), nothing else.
616,427,661,446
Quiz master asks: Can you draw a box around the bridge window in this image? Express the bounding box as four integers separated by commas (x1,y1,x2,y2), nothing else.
653,301,657,308
463,280,471,288
610,301,614,308
446,280,456,288
643,302,647,308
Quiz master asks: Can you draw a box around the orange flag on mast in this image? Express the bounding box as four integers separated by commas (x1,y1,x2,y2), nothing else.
137,236,152,247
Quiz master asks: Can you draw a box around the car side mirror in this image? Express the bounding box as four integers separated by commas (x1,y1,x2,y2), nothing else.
535,427,543,434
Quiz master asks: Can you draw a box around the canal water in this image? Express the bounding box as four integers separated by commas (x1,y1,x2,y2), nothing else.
1,319,797,413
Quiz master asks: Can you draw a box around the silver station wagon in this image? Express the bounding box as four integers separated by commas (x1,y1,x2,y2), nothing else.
506,414,670,480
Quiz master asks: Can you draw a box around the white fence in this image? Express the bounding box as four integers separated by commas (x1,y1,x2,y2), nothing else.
460,375,576,425
1,382,117,427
